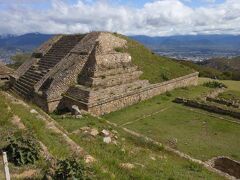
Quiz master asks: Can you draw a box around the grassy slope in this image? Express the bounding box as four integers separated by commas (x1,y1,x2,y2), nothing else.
0,93,47,178
115,34,195,83
178,60,223,79
104,81,240,161
0,93,71,159
53,115,221,179
203,56,240,72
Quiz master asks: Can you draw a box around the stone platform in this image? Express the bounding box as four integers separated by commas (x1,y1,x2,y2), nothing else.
10,32,198,116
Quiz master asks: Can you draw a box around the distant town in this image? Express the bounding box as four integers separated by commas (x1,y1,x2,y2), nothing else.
156,49,240,62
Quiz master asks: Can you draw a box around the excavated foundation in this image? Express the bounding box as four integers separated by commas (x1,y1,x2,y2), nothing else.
210,157,240,179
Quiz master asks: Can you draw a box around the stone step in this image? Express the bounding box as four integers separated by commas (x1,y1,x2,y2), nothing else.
38,61,58,66
27,68,44,74
17,79,34,90
25,71,44,79
42,58,60,62
36,67,51,72
20,76,38,84
18,76,37,86
22,74,41,82
45,50,69,54
38,65,54,70
18,77,35,87
42,54,69,59
12,85,30,97
11,87,26,97
14,82,32,94
48,46,75,49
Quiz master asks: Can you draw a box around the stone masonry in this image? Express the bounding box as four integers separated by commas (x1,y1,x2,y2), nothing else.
0,62,13,82
10,32,199,115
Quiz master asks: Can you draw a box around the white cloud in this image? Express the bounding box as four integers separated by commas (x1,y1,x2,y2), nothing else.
0,0,240,36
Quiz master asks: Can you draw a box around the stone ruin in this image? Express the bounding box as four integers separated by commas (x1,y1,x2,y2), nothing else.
10,32,198,116
0,62,13,82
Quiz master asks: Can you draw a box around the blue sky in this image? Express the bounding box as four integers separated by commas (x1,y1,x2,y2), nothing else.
0,0,239,36
0,0,226,9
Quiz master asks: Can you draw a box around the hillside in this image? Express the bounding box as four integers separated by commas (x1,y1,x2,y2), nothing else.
201,57,240,72
178,58,240,81
115,34,195,83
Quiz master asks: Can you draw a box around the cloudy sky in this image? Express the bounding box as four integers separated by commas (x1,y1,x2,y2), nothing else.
0,0,239,36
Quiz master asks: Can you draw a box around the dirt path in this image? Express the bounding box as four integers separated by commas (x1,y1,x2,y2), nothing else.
12,169,39,179
11,115,26,130
119,107,170,127
1,91,95,164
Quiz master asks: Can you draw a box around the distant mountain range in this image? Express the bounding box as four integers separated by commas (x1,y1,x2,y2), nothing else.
0,33,240,63
130,35,240,61
0,33,54,51
130,35,240,50
0,33,54,63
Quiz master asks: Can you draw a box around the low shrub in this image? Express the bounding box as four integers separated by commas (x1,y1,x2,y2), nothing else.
165,91,172,97
4,133,40,166
203,81,227,89
44,158,92,180
161,73,170,81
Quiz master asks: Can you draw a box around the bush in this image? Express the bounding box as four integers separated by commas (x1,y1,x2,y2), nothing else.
203,81,227,89
161,73,170,81
45,158,91,180
4,133,40,166
165,91,172,97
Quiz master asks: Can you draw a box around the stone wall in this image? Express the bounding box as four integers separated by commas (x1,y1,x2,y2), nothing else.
207,97,240,108
174,97,240,120
64,72,199,116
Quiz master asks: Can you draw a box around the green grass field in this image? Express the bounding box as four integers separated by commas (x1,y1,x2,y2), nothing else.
104,80,240,162
53,115,221,179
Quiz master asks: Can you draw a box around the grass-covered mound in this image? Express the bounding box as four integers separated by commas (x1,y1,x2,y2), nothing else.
114,34,195,84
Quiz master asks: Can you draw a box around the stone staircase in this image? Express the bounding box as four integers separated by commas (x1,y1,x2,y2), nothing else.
11,35,84,98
